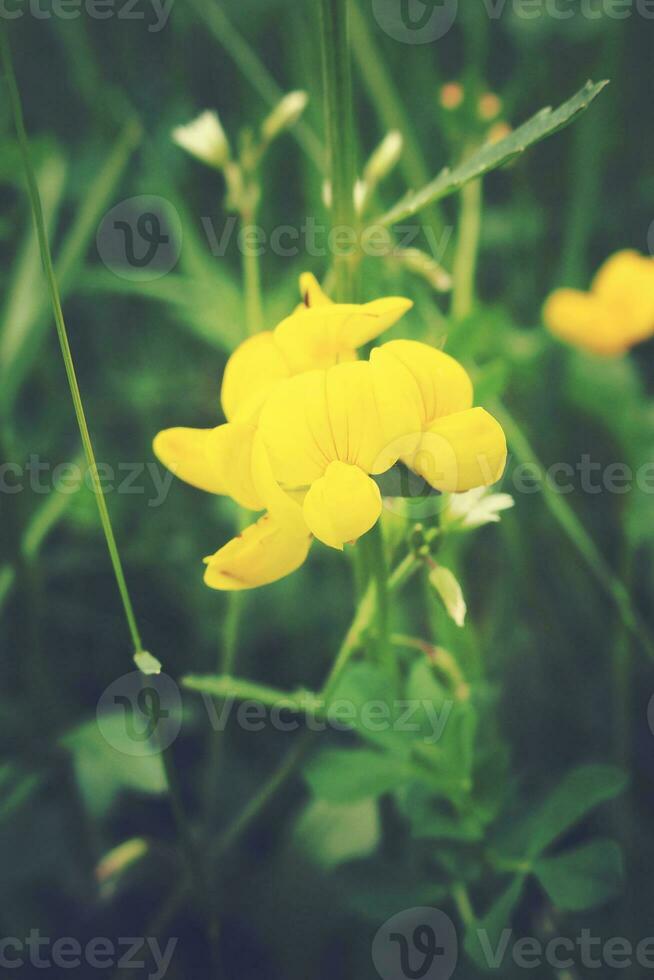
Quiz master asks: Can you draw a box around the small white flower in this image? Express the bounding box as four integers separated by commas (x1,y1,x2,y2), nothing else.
172,110,230,169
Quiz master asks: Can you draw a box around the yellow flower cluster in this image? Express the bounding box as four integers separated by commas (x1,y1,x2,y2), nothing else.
544,250,654,356
154,275,507,590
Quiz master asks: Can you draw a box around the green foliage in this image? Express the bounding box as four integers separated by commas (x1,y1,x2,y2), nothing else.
533,839,623,911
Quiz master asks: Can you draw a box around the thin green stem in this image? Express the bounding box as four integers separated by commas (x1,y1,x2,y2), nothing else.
0,28,142,655
241,208,265,334
319,0,357,301
452,882,477,929
452,176,482,321
209,554,419,863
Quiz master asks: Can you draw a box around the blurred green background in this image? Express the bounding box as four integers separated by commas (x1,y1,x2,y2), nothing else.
2,1,654,977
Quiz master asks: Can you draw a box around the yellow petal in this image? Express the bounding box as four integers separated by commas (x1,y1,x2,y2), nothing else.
206,422,262,510
299,271,332,308
258,370,335,486
302,461,382,550
407,408,507,493
273,308,360,373
220,332,291,422
591,250,654,342
153,427,227,494
203,514,311,591
375,340,473,425
543,289,629,356
351,296,413,346
251,430,308,535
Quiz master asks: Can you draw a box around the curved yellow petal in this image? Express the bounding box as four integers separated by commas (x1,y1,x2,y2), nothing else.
302,461,382,550
206,422,262,510
406,408,507,493
543,289,629,356
251,430,308,535
592,250,654,342
299,271,332,308
351,296,413,346
203,514,311,591
375,340,473,425
153,427,227,494
220,332,291,422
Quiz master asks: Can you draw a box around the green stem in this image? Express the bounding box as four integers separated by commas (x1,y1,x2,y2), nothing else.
241,208,265,334
452,176,482,321
0,28,142,655
494,399,654,661
319,0,357,301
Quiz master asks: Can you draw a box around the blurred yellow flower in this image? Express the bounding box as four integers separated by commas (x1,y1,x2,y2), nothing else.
543,250,654,356
154,279,507,590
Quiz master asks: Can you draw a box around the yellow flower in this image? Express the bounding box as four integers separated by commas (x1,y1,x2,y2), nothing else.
153,274,412,587
154,278,506,591
543,250,654,356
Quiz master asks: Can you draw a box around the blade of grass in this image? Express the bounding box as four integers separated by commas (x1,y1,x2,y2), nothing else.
493,400,654,662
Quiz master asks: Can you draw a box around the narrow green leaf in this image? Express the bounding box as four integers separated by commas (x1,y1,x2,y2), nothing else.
183,674,323,714
464,875,526,970
380,81,608,226
499,764,628,861
534,839,623,911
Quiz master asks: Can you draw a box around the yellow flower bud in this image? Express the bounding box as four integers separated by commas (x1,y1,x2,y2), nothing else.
171,110,230,169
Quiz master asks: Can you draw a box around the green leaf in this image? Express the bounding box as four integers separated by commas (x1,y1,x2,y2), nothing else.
292,797,380,870
464,875,526,970
429,564,467,627
533,839,623,911
380,80,608,226
134,651,163,676
497,764,628,861
62,717,167,817
304,748,418,803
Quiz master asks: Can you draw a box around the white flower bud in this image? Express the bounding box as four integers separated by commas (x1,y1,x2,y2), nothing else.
363,130,403,187
261,91,309,143
172,110,230,169
396,248,452,293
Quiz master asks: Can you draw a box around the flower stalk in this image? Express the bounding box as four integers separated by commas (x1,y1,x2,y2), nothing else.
319,0,357,301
